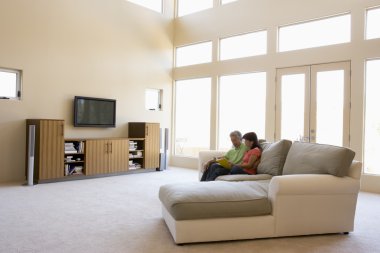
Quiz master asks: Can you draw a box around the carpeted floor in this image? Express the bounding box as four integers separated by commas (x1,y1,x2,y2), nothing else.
0,167,379,253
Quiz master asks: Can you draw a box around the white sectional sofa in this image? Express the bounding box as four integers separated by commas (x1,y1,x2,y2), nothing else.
159,141,362,244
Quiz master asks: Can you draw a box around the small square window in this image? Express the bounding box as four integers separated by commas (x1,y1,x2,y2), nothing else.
145,89,162,111
0,68,21,100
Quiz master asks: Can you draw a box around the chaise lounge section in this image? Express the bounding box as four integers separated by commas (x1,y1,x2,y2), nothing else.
159,141,362,244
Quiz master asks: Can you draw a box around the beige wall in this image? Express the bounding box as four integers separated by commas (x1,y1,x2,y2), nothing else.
0,0,174,182
170,0,380,193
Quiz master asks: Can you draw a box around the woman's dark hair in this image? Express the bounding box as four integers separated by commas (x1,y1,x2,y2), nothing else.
242,132,262,150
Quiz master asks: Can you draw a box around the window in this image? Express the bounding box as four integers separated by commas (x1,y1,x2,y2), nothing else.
175,78,211,157
364,59,380,174
279,14,351,52
145,89,162,111
177,0,213,17
175,41,212,67
218,72,266,150
221,0,237,4
366,7,380,40
0,68,21,100
127,0,162,13
220,31,267,60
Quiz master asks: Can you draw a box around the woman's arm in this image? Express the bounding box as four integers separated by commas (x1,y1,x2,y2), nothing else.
239,154,258,169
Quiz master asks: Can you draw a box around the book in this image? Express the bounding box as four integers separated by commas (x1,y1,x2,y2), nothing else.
215,158,232,169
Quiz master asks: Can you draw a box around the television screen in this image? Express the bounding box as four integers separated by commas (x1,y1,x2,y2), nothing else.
74,96,116,127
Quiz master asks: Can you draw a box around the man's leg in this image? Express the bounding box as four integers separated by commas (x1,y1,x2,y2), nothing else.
206,163,230,181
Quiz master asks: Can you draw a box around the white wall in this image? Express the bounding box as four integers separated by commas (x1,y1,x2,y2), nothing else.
170,0,380,193
0,0,175,183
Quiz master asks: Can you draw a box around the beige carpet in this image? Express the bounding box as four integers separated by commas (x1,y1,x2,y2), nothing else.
0,167,379,253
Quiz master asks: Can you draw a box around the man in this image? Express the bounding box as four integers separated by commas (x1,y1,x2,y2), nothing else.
200,130,248,181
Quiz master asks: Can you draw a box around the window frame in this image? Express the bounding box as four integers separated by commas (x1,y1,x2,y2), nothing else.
219,29,268,61
176,0,214,17
220,0,238,5
278,13,351,52
217,71,267,149
363,58,380,175
127,0,163,13
173,76,212,157
0,67,22,100
175,41,213,67
365,5,380,40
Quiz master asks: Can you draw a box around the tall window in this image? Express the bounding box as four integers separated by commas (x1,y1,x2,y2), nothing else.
177,0,213,17
279,14,351,52
175,78,211,157
364,59,380,174
218,72,266,150
175,41,212,67
0,68,21,100
220,31,267,60
127,0,162,13
366,7,380,40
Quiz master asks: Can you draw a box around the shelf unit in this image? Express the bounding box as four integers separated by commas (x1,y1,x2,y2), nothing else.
129,138,145,170
128,122,160,169
64,139,86,176
26,119,161,184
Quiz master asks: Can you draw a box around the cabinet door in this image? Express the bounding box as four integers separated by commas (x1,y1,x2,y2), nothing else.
86,140,109,175
109,139,129,173
144,123,160,169
39,120,64,180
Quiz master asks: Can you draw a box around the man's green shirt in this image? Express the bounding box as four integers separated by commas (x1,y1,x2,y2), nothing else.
224,144,248,164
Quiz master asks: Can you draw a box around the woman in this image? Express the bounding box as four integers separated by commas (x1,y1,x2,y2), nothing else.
229,132,262,175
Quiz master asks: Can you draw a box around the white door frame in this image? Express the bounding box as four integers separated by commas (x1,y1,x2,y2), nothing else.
275,61,351,147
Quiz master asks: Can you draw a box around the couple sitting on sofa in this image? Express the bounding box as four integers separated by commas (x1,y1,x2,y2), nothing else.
201,131,262,181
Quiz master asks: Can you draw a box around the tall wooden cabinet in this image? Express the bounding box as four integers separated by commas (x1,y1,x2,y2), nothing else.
26,119,65,182
128,122,160,169
86,139,129,175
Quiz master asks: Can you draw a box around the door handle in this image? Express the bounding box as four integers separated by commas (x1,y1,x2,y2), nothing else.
146,126,149,136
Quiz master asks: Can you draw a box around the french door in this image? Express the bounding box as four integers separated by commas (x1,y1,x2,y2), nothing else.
275,61,351,147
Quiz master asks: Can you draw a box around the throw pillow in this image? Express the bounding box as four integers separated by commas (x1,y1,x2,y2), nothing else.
257,139,292,176
282,142,355,177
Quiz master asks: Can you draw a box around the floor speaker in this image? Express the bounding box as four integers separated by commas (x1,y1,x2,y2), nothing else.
158,128,169,171
27,125,36,186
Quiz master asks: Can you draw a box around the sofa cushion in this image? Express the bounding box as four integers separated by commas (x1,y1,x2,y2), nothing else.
282,142,355,177
216,174,273,181
257,139,292,176
159,181,271,220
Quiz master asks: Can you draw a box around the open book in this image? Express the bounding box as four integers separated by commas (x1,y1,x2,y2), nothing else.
215,158,232,169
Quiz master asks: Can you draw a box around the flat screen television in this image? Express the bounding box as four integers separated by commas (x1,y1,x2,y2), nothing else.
74,96,116,127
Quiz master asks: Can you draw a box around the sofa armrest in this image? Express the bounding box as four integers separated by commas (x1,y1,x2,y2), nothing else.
198,150,226,171
348,160,362,180
268,174,361,236
268,174,360,198
198,150,226,180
